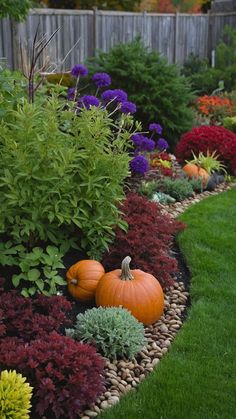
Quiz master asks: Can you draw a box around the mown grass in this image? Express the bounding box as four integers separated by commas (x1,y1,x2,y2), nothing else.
98,188,236,419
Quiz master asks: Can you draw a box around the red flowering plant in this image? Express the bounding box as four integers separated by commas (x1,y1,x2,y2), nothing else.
149,151,173,177
194,95,234,125
175,125,236,175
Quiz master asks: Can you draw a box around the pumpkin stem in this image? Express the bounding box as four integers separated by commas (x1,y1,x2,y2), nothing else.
120,256,134,280
70,279,77,285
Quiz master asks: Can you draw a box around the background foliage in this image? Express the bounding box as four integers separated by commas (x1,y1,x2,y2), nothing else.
88,39,195,148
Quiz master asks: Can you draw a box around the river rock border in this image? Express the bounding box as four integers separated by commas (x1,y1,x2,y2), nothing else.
80,183,232,419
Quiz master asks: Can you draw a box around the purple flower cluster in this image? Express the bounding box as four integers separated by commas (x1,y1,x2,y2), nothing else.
130,155,149,174
101,89,128,104
149,123,163,135
71,64,88,78
78,95,100,109
157,138,169,151
131,134,155,152
67,87,76,101
120,101,136,114
92,72,111,88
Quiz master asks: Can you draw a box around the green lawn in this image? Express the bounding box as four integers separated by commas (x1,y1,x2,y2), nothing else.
98,188,236,419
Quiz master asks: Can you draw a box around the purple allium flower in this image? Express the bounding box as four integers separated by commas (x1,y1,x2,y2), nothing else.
130,155,149,174
141,137,155,151
78,95,100,109
120,101,136,114
71,64,88,78
131,134,155,152
92,72,111,87
157,138,169,151
101,89,128,104
149,123,163,135
67,87,76,101
131,134,143,148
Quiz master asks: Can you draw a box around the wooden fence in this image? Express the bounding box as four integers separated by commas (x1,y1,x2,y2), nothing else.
0,9,236,70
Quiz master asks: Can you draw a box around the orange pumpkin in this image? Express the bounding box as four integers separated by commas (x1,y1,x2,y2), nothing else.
95,256,164,325
182,163,209,185
66,260,105,302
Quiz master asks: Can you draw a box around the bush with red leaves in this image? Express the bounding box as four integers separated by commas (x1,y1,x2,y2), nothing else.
0,332,105,419
102,193,186,289
175,125,236,174
0,309,6,337
0,288,73,341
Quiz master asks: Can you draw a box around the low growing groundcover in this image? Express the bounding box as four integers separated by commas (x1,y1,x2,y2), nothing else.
98,188,236,419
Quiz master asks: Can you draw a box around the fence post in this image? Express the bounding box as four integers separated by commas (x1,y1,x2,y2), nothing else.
207,9,212,64
11,19,20,70
174,12,179,64
142,11,148,47
93,6,98,57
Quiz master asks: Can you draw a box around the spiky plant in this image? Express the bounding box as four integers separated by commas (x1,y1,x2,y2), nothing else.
0,370,33,419
187,150,227,174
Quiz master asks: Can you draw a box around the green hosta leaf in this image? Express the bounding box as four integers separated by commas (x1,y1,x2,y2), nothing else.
21,288,29,298
46,246,60,257
12,273,25,288
27,269,41,282
53,276,67,286
35,279,45,292
28,287,37,296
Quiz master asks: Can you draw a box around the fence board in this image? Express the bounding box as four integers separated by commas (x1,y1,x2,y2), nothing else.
0,10,235,70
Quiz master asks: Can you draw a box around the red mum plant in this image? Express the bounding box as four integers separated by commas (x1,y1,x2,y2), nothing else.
175,125,236,174
102,193,186,289
0,332,105,419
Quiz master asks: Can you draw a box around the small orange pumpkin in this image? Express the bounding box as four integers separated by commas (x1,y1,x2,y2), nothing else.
66,260,105,302
95,256,164,325
182,163,209,185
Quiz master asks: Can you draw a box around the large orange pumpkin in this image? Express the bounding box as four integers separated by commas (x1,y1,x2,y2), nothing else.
182,163,209,186
66,260,105,302
95,256,164,325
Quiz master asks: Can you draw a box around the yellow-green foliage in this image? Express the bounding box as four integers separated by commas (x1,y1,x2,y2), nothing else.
46,73,74,87
0,370,33,419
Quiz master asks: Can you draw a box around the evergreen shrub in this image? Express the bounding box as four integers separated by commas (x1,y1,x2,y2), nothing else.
88,39,195,147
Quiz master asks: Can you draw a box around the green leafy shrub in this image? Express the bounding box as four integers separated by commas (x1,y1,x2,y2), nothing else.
0,97,131,261
0,0,31,21
181,26,236,94
0,67,26,120
88,39,195,147
0,242,66,297
157,177,194,201
0,370,33,419
182,58,223,95
138,180,159,199
189,177,204,193
223,116,236,133
66,306,146,359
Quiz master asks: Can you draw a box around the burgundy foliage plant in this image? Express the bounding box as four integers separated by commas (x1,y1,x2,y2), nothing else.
0,287,73,341
175,125,236,174
0,332,105,419
102,193,186,289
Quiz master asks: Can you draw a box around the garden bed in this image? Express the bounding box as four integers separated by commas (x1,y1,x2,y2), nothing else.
77,182,231,419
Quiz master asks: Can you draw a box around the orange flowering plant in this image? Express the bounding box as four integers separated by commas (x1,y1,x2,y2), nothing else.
195,95,234,124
